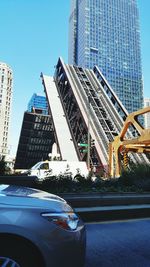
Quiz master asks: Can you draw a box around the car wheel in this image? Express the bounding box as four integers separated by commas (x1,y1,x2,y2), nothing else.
0,238,44,267
0,256,20,267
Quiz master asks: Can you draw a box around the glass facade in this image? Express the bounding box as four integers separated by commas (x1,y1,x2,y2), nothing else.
69,0,144,113
27,93,48,115
68,0,78,64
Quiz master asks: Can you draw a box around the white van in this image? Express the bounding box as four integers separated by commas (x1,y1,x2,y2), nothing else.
28,161,89,180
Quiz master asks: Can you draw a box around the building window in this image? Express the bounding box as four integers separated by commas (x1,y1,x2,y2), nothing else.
1,76,4,83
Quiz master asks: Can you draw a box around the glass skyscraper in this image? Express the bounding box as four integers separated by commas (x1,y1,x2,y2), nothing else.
27,93,48,115
69,0,144,113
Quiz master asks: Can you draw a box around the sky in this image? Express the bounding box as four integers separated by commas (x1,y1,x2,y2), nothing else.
0,0,149,157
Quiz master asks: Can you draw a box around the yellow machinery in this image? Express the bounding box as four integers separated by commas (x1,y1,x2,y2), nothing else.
109,107,150,177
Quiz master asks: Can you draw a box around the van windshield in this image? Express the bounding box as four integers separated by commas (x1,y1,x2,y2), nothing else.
31,162,42,170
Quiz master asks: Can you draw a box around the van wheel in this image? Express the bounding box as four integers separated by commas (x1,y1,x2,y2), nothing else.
74,174,83,182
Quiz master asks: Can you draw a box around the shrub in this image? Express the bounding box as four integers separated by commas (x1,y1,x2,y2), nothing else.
119,163,150,191
0,157,10,175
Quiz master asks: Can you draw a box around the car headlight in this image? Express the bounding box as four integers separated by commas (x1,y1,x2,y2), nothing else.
41,212,79,231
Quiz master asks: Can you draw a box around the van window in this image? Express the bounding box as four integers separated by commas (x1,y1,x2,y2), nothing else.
40,163,49,170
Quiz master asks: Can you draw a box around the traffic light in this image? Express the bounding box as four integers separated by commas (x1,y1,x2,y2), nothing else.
91,139,95,147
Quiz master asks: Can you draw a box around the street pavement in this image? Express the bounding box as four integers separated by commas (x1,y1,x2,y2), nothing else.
85,218,150,267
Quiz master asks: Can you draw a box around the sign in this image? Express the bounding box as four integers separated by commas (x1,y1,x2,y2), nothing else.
78,143,88,147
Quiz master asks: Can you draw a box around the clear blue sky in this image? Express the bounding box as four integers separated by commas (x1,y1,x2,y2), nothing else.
0,0,149,157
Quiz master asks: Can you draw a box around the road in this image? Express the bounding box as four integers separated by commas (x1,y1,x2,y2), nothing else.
85,218,150,267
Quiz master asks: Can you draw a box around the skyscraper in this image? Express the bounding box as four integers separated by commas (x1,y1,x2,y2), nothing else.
27,93,48,115
0,62,13,158
15,111,54,169
69,0,144,113
15,92,54,169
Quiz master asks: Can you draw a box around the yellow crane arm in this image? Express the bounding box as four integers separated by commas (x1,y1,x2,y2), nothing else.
109,107,150,177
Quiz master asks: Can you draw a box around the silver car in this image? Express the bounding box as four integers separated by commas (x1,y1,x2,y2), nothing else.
0,184,86,267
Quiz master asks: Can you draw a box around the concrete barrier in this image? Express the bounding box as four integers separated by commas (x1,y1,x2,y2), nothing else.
0,175,39,187
60,193,150,222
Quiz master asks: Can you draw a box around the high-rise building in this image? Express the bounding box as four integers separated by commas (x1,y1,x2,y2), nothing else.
0,62,13,158
15,92,54,169
15,110,55,170
144,98,150,129
27,93,48,115
69,0,144,113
